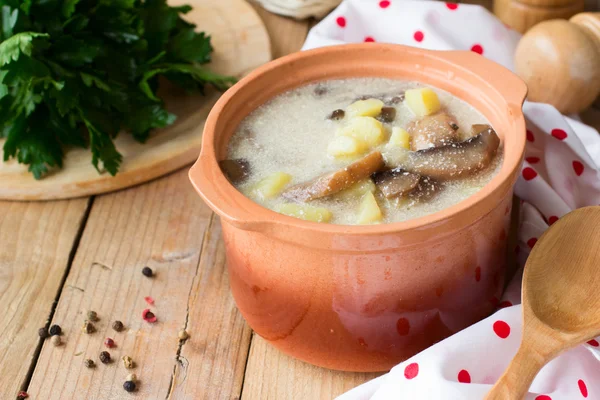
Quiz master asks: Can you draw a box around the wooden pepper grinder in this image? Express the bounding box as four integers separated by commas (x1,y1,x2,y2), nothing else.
514,12,600,114
494,0,584,33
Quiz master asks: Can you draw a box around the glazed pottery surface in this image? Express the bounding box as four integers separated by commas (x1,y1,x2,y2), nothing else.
189,44,527,371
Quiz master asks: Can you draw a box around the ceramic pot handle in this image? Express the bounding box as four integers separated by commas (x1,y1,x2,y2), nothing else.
437,50,528,110
188,154,268,232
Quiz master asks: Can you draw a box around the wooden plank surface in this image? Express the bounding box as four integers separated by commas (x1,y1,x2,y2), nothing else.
0,199,90,399
242,336,381,400
26,170,249,399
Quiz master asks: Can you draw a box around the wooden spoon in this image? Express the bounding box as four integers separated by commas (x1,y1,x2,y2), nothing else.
485,206,600,399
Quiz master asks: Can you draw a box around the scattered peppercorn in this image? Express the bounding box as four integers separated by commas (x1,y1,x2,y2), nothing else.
17,391,28,400
84,359,95,368
123,380,136,392
449,122,460,131
82,321,96,334
313,84,328,97
122,355,135,369
49,324,62,336
178,330,189,341
387,94,405,104
87,310,98,321
38,327,49,339
141,266,153,277
99,351,111,364
327,109,345,121
126,373,137,382
142,309,157,323
112,320,124,332
51,335,62,346
104,338,115,348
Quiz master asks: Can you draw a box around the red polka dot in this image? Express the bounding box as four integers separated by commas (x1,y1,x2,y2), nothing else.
548,216,558,225
579,379,588,397
471,44,484,54
527,238,538,249
526,156,540,164
573,161,584,176
526,130,535,142
493,320,510,338
522,167,538,181
336,16,346,27
413,31,424,42
587,339,599,347
446,2,458,10
475,266,481,282
551,128,567,140
404,363,419,379
457,369,471,383
396,317,410,336
379,0,391,8
536,396,552,400
498,301,513,308
364,36,375,42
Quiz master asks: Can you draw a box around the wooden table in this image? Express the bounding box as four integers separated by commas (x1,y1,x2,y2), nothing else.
2,2,600,399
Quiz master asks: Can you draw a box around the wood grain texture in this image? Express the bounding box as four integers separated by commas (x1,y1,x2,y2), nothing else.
0,199,89,399
242,335,381,400
250,1,310,58
168,218,252,399
0,0,271,201
26,170,247,399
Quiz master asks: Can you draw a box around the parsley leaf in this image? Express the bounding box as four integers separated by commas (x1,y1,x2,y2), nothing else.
0,1,236,179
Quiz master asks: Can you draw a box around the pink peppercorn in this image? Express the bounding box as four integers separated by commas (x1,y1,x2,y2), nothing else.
104,338,115,348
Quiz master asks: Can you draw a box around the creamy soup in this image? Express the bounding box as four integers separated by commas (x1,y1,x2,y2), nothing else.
222,78,502,225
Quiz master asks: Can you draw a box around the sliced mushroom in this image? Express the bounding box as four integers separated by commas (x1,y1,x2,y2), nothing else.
383,126,500,180
377,107,396,123
372,168,420,198
409,176,441,202
407,112,460,151
219,159,251,183
282,152,385,202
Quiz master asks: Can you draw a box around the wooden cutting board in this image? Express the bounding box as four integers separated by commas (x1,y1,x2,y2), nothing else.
0,0,271,201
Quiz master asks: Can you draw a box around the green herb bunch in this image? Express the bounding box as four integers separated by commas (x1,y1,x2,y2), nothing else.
0,0,236,179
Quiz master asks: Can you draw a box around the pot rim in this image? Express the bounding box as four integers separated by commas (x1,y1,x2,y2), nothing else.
189,43,527,236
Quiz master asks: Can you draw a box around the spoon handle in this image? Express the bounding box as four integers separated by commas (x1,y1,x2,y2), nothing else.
484,344,548,399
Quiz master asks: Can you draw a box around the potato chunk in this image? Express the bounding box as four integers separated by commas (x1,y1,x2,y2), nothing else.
357,191,382,224
337,116,384,147
336,178,376,200
387,127,410,149
275,203,332,223
405,88,441,117
346,98,384,118
252,172,292,199
282,152,385,202
327,135,368,158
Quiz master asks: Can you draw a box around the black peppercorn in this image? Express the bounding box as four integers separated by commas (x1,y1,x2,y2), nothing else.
449,122,459,131
49,324,62,336
38,327,49,339
84,359,95,368
123,380,136,392
99,351,111,364
112,320,124,332
141,266,153,277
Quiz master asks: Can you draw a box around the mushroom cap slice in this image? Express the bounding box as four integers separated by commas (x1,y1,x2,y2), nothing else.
219,159,251,183
372,169,420,198
383,126,500,180
407,112,460,151
282,152,385,202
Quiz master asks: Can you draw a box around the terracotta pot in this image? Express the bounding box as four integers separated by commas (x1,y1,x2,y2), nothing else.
189,44,527,372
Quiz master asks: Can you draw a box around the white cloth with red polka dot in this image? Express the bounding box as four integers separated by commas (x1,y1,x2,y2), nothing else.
301,1,600,399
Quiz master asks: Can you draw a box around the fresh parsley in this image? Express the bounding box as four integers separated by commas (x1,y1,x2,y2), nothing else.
0,0,236,179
